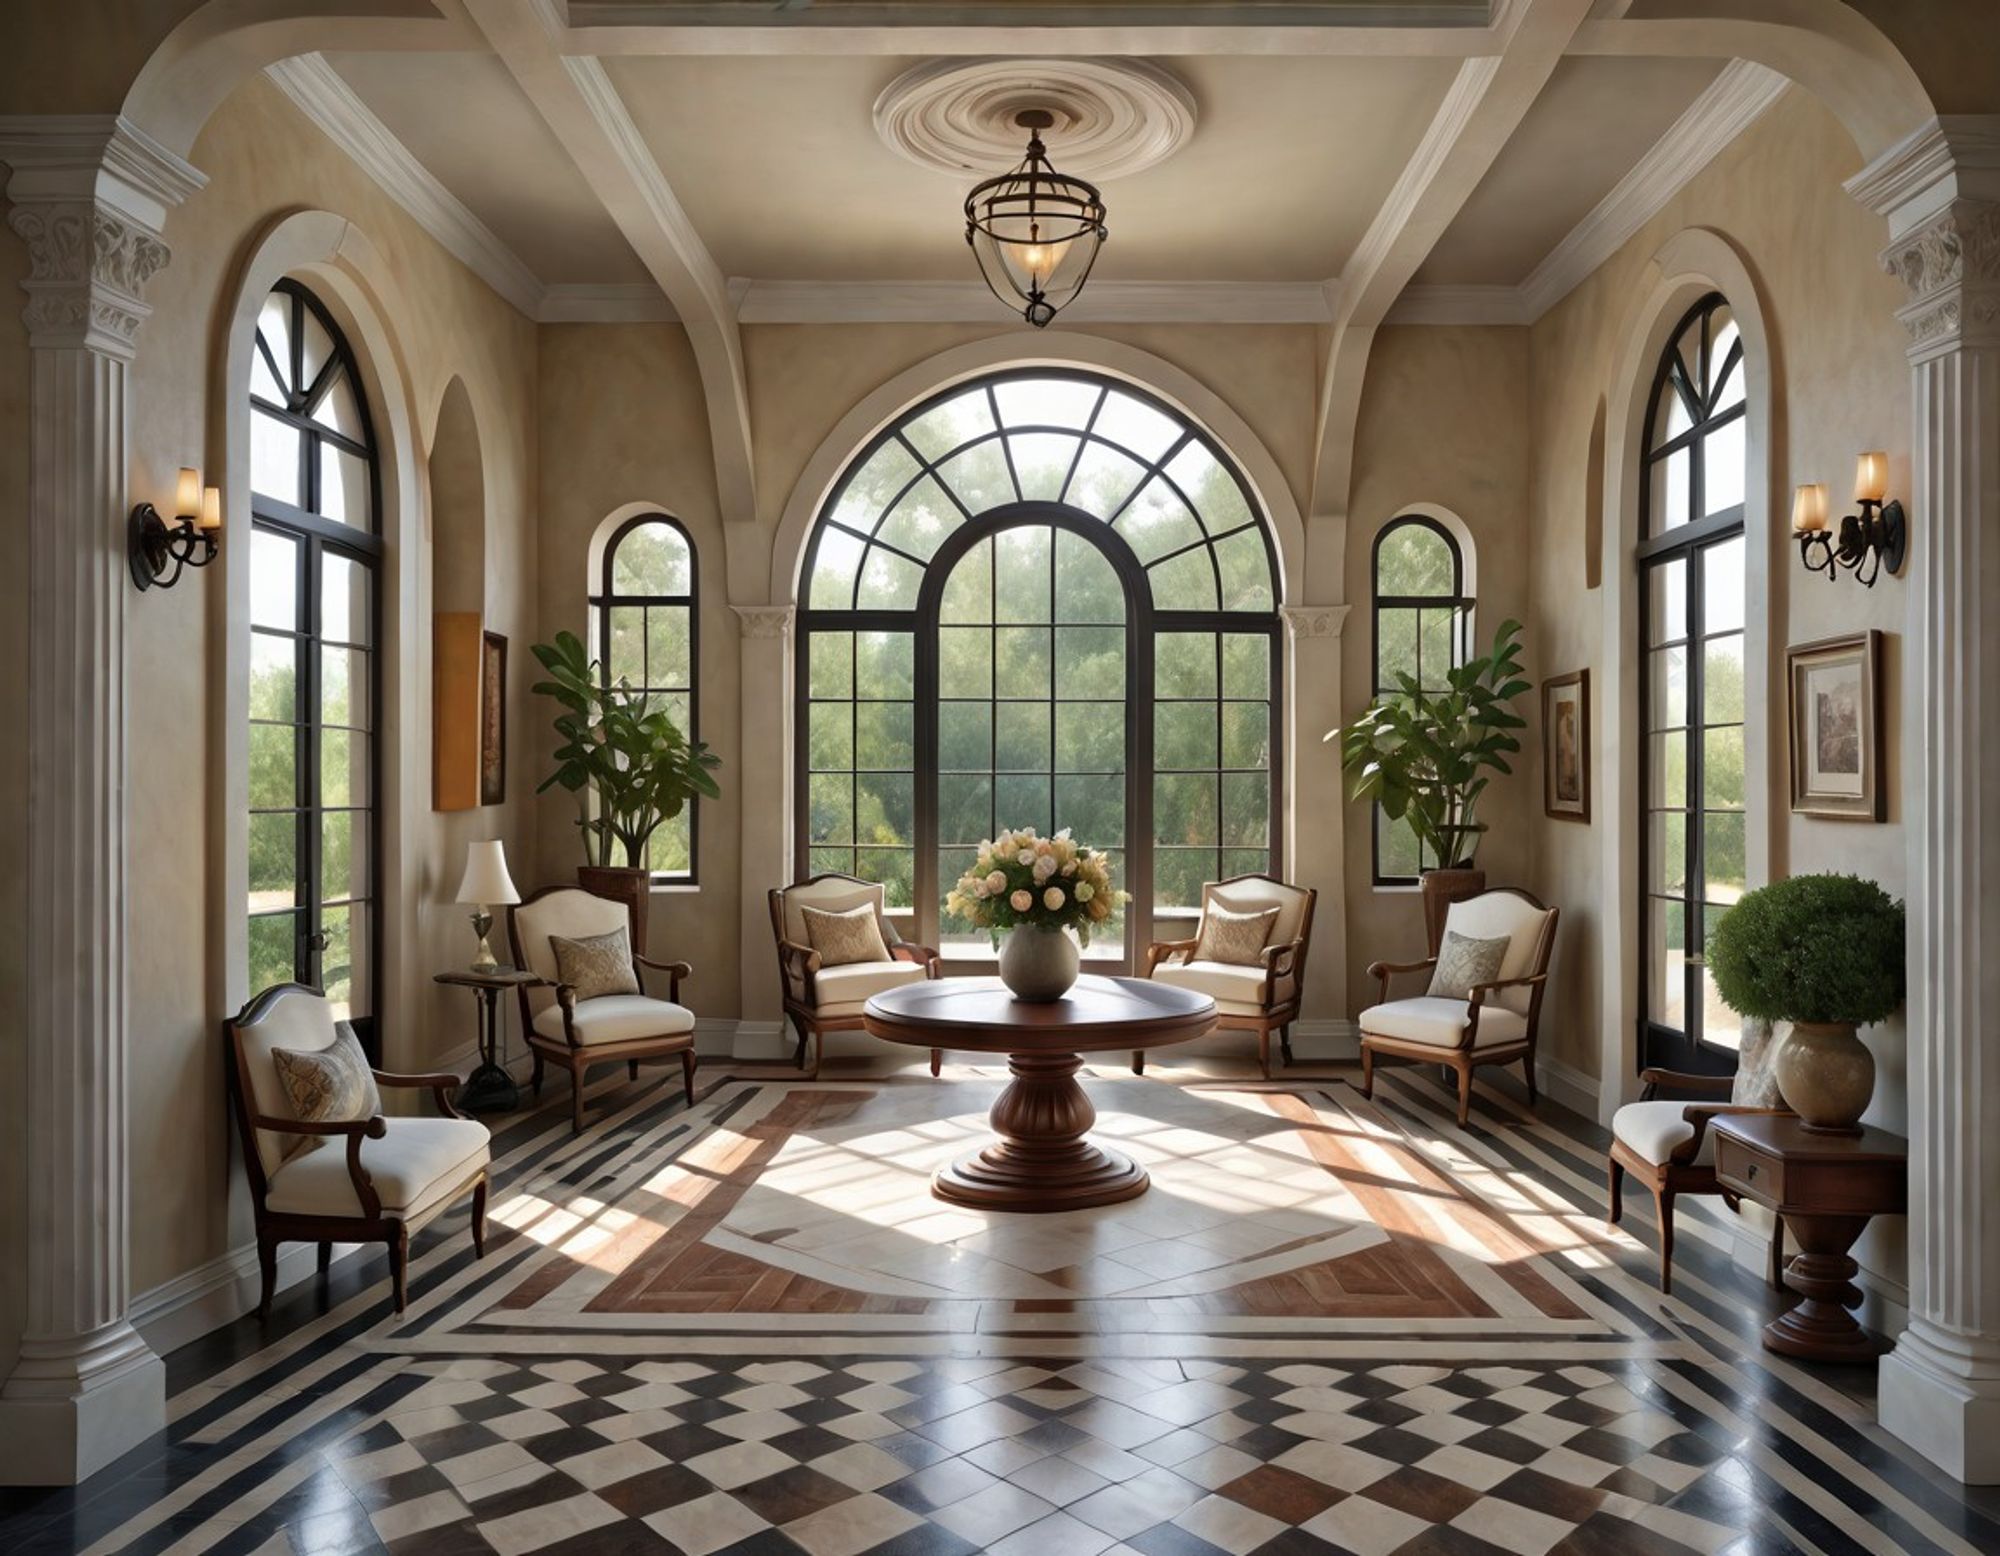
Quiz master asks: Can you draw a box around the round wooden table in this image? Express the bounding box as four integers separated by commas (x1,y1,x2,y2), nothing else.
863,975,1215,1211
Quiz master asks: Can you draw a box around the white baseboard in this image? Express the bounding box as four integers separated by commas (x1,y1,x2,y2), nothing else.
130,1239,361,1356
1534,1053,1601,1119
1291,1018,1358,1062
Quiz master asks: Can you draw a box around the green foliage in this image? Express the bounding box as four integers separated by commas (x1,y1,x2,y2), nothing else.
532,629,722,869
1327,619,1530,870
1707,873,1905,1025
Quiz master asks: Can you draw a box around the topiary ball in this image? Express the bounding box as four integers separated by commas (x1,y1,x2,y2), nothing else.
1706,873,1905,1027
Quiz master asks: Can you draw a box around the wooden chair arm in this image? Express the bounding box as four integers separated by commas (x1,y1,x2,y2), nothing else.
1672,1103,1788,1164
1466,972,1547,1005
636,954,692,1002
1639,1067,1737,1101
254,1113,385,1217
890,940,941,971
373,1070,466,1120
1366,956,1435,1002
1262,938,1305,977
778,939,821,1004
1143,938,1198,976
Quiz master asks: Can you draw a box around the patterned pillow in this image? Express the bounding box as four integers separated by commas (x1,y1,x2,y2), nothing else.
1194,905,1281,967
801,903,892,967
272,1027,382,1127
551,927,640,1001
1428,930,1512,1001
1731,1018,1784,1107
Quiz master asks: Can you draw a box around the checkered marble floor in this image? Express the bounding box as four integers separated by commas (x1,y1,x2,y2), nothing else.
4,1057,1996,1556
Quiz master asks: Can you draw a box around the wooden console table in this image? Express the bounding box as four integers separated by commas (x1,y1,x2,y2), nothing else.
1711,1112,1907,1362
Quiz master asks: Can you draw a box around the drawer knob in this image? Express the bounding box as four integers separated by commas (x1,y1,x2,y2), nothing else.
1744,1163,1759,1180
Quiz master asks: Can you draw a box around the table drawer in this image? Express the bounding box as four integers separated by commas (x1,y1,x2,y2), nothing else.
1715,1132,1785,1202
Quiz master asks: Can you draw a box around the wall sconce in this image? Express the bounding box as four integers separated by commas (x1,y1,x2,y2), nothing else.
129,466,221,591
1793,451,1906,587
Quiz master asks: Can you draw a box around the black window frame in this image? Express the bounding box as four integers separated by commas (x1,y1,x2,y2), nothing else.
1369,513,1473,887
590,512,702,884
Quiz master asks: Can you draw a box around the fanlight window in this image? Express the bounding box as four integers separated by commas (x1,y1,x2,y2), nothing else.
798,371,1281,956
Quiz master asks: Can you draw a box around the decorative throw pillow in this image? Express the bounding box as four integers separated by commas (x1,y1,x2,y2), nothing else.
1731,1018,1785,1107
272,1027,381,1126
1194,904,1282,967
801,903,891,966
1428,930,1512,1001
551,927,640,1001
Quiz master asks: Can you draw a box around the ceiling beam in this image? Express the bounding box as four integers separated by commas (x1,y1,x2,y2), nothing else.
1308,0,1595,566
463,0,756,525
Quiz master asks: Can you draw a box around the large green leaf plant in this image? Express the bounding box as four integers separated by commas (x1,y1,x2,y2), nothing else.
532,630,722,869
1326,618,1530,870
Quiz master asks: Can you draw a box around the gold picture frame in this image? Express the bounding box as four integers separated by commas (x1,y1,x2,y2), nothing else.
1787,630,1883,820
1542,669,1590,821
479,630,507,807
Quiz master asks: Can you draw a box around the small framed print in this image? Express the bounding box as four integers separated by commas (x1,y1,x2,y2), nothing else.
479,630,507,806
1788,630,1884,820
1542,670,1591,821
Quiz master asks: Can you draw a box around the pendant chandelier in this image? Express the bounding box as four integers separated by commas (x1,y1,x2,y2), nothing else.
964,109,1108,328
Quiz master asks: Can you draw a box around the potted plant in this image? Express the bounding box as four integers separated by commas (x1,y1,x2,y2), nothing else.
532,629,722,950
1707,873,1905,1134
945,827,1128,1001
1326,618,1530,949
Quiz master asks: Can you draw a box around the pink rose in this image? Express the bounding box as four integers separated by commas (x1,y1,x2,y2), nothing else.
1009,889,1033,913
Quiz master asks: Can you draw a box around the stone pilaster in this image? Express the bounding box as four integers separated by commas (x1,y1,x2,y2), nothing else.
0,116,202,1485
1280,604,1350,1045
733,606,795,1042
1871,189,2000,1484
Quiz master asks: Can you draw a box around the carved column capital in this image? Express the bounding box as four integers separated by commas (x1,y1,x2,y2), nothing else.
5,203,168,356
1880,198,2000,356
732,604,796,642
1279,603,1350,641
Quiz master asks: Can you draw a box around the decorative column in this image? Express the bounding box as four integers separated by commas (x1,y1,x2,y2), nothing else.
0,117,202,1485
732,605,794,1057
1862,151,2000,1482
1280,603,1350,1053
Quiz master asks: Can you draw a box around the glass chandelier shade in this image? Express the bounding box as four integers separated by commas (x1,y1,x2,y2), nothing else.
964,110,1108,328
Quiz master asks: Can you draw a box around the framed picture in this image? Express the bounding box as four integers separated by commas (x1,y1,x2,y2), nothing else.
1542,670,1591,821
1788,630,1884,820
479,630,507,806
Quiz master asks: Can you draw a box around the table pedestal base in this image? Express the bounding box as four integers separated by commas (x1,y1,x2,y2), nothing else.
933,1051,1148,1212
1764,1214,1882,1362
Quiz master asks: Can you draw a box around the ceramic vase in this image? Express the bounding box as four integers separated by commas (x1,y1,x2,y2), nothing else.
999,925,1080,1002
1774,1020,1875,1134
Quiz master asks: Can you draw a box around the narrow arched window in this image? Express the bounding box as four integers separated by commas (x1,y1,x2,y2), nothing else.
592,515,700,880
1370,515,1471,885
1638,293,1748,1070
245,280,382,1047
797,370,1281,960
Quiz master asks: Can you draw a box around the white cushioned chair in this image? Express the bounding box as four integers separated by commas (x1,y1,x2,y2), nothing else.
1139,874,1318,1077
1358,887,1557,1126
770,873,939,1076
509,884,698,1133
226,983,489,1316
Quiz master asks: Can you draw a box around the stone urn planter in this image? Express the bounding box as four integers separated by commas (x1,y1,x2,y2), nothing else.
998,925,1079,1003
1774,1020,1876,1135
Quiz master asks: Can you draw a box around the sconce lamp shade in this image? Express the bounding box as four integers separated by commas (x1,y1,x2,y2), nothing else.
1853,451,1889,504
1791,483,1829,534
455,839,520,906
174,466,202,519
199,484,222,531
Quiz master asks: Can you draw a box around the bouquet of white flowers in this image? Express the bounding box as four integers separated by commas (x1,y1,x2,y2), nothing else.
944,827,1128,948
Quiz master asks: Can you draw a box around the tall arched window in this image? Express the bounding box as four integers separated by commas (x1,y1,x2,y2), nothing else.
1370,515,1472,885
590,515,700,880
798,370,1281,958
1639,293,1748,1072
246,280,382,1045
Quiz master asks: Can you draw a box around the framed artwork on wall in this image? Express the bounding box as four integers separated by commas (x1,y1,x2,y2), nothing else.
1542,669,1590,821
480,630,507,806
1787,630,1884,820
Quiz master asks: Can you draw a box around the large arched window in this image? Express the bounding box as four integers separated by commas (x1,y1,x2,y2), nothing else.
1639,293,1748,1071
246,280,382,1045
797,370,1281,958
1370,515,1472,885
591,515,700,880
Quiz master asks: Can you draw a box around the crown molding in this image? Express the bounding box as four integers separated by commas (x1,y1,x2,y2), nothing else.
1846,115,2000,235
1385,284,1530,325
265,54,544,318
733,278,1334,324
0,114,206,232
537,282,677,322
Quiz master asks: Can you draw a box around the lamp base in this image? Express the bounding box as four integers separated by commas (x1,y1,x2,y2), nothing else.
459,1061,519,1115
468,908,498,972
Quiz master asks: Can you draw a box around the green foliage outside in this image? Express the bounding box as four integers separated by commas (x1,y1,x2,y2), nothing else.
1707,874,1905,1025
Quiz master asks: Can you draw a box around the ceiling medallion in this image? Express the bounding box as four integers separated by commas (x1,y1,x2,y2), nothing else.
873,57,1197,182
964,109,1108,328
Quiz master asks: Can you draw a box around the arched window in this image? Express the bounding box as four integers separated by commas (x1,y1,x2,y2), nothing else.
245,280,382,1044
591,515,700,880
1638,293,1748,1070
1370,515,1471,885
797,370,1281,958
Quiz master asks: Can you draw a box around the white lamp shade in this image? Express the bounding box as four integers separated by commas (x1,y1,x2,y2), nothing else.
455,839,520,905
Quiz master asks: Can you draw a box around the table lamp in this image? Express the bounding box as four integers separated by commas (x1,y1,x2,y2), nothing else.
454,839,520,971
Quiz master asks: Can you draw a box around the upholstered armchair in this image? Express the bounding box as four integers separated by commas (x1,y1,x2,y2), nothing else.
1137,874,1317,1078
770,873,940,1076
509,884,698,1133
226,983,490,1317
1358,887,1558,1126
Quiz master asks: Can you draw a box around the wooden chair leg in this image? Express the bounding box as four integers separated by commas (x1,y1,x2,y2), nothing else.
472,1178,488,1258
1454,1061,1473,1127
530,1050,545,1097
1769,1214,1787,1291
1359,1042,1374,1099
256,1234,277,1322
570,1063,587,1135
387,1225,410,1313
1131,1049,1146,1076
1257,1029,1271,1079
1606,1156,1625,1226
682,1049,697,1106
317,1240,332,1275
1522,1052,1538,1106
628,1059,640,1081
1653,1187,1676,1294
929,1049,941,1077
794,1023,810,1070
1279,1025,1294,1068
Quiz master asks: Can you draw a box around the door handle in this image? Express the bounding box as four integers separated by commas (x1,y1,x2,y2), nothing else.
305,930,330,952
